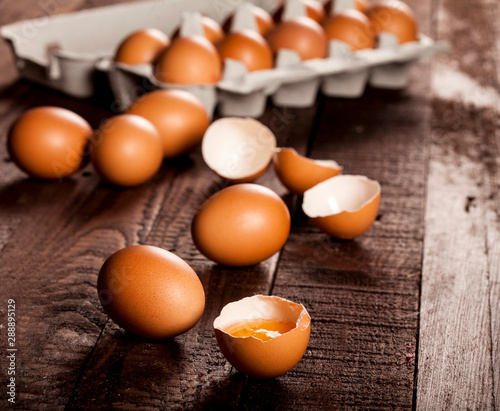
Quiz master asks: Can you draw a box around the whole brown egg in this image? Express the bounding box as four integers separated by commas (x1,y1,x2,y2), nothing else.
154,35,222,84
90,114,163,187
324,0,371,16
267,16,327,60
274,0,325,23
201,16,225,44
218,29,274,72
127,89,210,158
7,106,91,180
323,9,375,51
97,245,205,339
114,28,170,65
191,184,291,267
367,0,418,44
172,16,224,45
223,5,275,36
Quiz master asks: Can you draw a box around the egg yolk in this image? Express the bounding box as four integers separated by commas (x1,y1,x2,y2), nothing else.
225,319,296,341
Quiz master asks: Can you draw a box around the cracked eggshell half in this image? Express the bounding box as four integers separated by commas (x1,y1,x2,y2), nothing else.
201,117,277,183
214,295,311,378
302,174,381,239
273,147,343,195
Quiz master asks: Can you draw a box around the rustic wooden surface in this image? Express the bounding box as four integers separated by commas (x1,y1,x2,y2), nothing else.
0,0,498,410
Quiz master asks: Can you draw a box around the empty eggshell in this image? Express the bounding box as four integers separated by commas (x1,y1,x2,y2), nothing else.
302,174,381,239
202,117,276,183
214,295,311,378
273,147,343,195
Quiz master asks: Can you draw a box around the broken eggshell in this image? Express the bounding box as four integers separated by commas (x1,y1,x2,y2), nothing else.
273,147,343,195
201,117,277,183
214,295,311,378
302,174,381,239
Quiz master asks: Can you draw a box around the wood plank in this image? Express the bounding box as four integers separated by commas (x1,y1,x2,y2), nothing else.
237,1,432,406
239,90,430,409
416,1,499,409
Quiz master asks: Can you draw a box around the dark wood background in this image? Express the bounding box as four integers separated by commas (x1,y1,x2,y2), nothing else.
0,0,498,409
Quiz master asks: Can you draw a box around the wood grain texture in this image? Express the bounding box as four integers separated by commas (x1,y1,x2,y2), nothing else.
416,1,500,410
65,105,321,410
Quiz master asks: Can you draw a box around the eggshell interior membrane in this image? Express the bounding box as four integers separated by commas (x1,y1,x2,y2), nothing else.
302,174,381,239
202,117,277,182
214,295,311,378
273,147,343,195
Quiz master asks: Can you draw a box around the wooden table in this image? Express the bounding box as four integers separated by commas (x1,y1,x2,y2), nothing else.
0,0,498,409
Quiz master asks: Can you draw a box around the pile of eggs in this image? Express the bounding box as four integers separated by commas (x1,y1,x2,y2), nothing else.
113,0,418,86
6,0,417,379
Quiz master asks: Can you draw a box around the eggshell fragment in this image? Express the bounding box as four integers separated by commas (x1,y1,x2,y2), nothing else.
114,28,170,65
273,147,343,195
367,0,418,44
97,245,205,340
302,174,381,239
191,184,290,267
202,118,276,183
214,295,311,378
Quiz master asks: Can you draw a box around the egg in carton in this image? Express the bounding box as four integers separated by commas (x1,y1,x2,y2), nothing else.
313,0,448,97
269,0,324,108
213,2,322,115
217,3,281,117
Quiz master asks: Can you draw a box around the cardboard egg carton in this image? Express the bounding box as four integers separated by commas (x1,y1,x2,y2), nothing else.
1,0,447,118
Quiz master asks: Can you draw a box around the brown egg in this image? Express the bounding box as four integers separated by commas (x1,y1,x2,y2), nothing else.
91,114,163,187
273,0,325,24
324,0,370,15
7,106,91,180
114,28,170,65
223,5,274,36
323,9,375,51
304,0,326,22
191,184,290,267
267,16,327,60
302,174,381,239
367,0,418,44
201,16,225,44
172,16,224,45
127,89,209,158
273,148,343,195
97,245,205,339
155,35,222,84
356,0,371,13
214,295,311,378
218,29,273,72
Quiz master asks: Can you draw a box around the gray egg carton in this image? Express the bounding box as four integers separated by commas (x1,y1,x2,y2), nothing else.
1,0,447,118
